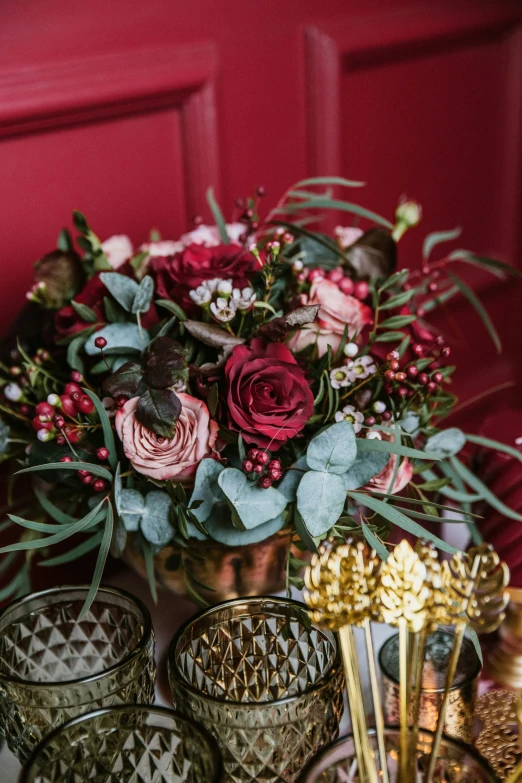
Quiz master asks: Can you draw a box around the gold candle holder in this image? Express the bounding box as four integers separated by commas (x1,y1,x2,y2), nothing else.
487,588,522,689
379,629,481,743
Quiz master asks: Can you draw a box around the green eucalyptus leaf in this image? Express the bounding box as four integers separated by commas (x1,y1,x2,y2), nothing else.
450,456,522,522
132,275,154,314
278,455,308,502
100,272,139,312
425,428,466,459
297,470,346,536
400,412,420,435
218,468,287,530
188,458,225,523
448,249,521,279
140,491,173,546
342,451,389,490
306,421,357,474
465,433,522,464
0,501,106,554
205,505,285,545
118,489,145,532
84,323,146,355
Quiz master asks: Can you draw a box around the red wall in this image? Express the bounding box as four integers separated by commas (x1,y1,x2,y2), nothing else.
1,0,521,413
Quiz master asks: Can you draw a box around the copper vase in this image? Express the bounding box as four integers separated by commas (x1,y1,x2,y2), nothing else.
124,528,295,604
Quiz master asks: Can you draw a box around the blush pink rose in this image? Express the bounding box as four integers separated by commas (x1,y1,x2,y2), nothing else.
288,278,373,357
362,434,413,494
115,392,218,482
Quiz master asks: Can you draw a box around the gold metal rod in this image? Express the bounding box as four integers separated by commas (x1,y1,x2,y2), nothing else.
339,625,368,783
346,626,379,783
409,626,428,780
399,618,409,783
364,619,389,783
425,622,466,783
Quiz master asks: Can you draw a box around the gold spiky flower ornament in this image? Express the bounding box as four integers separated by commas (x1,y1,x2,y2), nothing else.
304,538,509,783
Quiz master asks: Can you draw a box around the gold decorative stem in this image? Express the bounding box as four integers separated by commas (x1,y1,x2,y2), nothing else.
364,619,389,783
346,626,379,783
399,618,409,783
425,622,466,783
338,626,368,783
409,626,428,777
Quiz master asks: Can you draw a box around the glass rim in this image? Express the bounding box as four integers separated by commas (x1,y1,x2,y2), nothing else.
168,595,341,710
0,584,153,690
20,704,224,783
297,726,500,782
378,629,482,693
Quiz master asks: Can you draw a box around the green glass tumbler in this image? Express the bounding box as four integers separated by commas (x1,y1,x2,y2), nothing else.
20,705,223,783
0,585,156,761
168,596,344,783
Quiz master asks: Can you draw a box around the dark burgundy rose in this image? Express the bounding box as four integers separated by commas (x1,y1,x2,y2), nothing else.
54,268,158,340
151,243,258,314
225,338,314,450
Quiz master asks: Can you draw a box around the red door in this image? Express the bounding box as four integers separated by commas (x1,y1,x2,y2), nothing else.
1,0,521,418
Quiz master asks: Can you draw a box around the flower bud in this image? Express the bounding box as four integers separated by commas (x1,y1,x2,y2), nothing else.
4,383,23,402
37,429,54,442
47,393,61,407
217,279,233,297
344,342,358,358
373,401,386,414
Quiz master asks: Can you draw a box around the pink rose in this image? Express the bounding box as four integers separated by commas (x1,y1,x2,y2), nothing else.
115,392,218,482
288,278,373,357
362,434,413,494
179,222,245,247
334,226,363,249
101,235,133,270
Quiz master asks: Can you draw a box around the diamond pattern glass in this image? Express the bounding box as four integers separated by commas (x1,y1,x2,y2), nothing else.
0,586,156,761
21,705,223,783
297,729,500,783
168,597,344,783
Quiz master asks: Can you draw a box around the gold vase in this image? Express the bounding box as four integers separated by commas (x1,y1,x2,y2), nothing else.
123,529,295,604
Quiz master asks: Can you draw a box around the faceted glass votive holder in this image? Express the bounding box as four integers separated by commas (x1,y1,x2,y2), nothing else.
379,628,481,743
297,728,500,782
168,596,344,783
20,705,223,783
0,585,156,761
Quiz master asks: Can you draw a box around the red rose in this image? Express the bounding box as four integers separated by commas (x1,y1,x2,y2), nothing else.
225,338,314,450
151,243,258,314
54,269,158,340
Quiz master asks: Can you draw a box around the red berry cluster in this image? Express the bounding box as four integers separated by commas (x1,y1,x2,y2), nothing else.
30,377,97,445
383,343,449,401
242,448,283,489
298,266,369,301
59,455,107,492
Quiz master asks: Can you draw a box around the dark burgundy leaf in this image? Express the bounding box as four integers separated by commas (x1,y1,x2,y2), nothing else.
144,337,187,389
136,388,181,439
346,228,397,280
102,361,143,398
255,305,320,341
184,320,245,349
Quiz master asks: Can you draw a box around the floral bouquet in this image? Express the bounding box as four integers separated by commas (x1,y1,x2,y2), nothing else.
1,177,521,613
